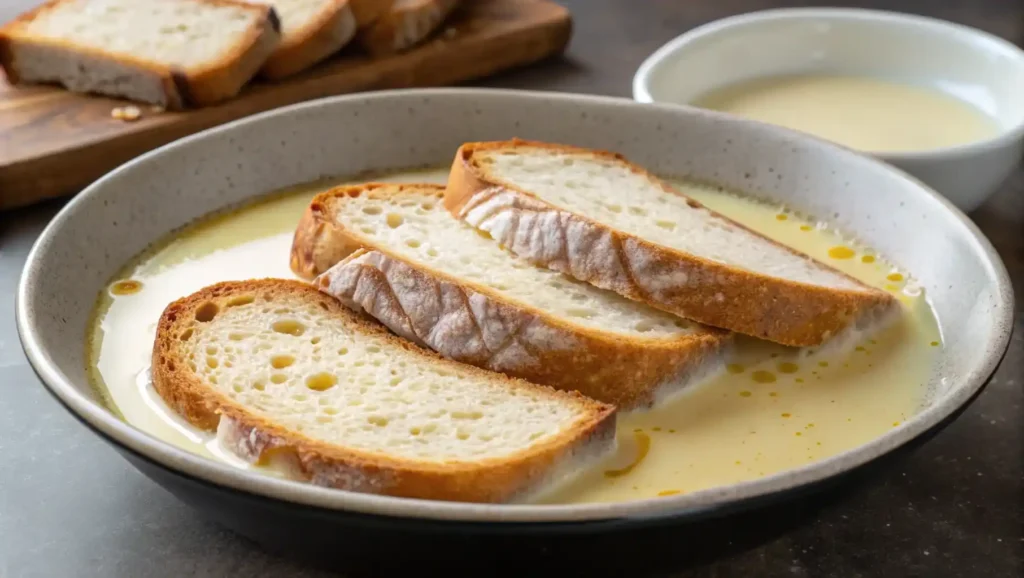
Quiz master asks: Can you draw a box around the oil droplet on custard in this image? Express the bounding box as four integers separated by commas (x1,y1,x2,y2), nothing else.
751,370,777,383
861,255,876,263
739,391,753,397
726,363,745,374
777,362,799,374
110,279,143,295
887,272,905,282
800,225,813,231
775,214,788,221
828,245,856,259
657,489,681,497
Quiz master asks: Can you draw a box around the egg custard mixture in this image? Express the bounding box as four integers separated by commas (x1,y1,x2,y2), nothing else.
88,168,941,504
691,75,999,153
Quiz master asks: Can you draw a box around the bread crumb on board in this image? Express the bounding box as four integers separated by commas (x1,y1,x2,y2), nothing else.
110,106,142,122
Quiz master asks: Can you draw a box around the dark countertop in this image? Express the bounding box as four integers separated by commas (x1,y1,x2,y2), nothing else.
1,1,1020,576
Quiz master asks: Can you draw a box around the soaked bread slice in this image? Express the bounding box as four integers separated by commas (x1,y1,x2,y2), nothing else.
291,183,730,409
152,279,615,503
0,0,281,108
445,140,897,346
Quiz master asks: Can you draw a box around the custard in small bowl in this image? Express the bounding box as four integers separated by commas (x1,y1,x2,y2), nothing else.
633,8,1024,212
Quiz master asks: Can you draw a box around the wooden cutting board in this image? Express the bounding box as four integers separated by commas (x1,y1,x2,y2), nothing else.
0,0,571,210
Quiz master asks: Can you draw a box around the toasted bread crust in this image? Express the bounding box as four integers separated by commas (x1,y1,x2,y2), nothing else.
0,0,281,108
292,183,730,409
261,0,357,80
358,0,459,56
152,279,616,503
444,140,898,347
178,3,281,105
350,0,395,27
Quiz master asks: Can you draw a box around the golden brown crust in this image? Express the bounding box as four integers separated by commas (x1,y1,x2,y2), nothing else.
290,188,369,278
357,0,459,57
292,183,731,409
152,278,616,503
444,140,898,347
182,4,281,105
0,34,18,84
350,0,395,28
0,0,280,109
260,0,356,81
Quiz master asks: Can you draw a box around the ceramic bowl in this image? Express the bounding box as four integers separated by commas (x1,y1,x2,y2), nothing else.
16,89,1013,554
633,8,1024,212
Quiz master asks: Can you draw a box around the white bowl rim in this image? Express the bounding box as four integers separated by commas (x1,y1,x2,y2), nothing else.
632,7,1024,162
16,87,1015,524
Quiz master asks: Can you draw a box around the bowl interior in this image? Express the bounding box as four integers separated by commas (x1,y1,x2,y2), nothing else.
638,9,1024,131
18,89,1013,522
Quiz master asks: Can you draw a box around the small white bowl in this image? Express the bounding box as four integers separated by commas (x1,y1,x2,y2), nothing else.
633,8,1024,212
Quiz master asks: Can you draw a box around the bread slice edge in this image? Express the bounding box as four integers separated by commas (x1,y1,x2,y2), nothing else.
350,0,395,28
260,0,357,80
444,140,899,347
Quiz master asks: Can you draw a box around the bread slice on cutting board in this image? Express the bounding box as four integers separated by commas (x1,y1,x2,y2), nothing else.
258,0,358,80
152,278,615,503
0,0,281,109
445,140,898,347
290,183,731,410
357,0,458,56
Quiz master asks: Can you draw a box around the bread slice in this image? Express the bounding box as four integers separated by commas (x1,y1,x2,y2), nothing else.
445,140,898,347
290,183,731,410
357,0,458,57
0,0,281,109
152,278,615,503
259,0,357,80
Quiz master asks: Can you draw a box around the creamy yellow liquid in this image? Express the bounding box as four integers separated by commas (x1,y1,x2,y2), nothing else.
87,168,941,504
692,75,999,153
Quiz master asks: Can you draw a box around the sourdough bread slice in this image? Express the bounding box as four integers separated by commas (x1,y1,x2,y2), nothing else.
153,279,615,503
357,0,458,56
256,0,357,80
0,0,281,108
445,140,898,347
291,183,730,409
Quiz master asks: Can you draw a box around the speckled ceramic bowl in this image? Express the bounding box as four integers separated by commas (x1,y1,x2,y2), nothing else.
15,89,1013,557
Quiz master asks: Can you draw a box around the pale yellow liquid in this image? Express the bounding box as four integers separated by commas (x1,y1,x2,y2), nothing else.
87,168,941,504
692,75,999,153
